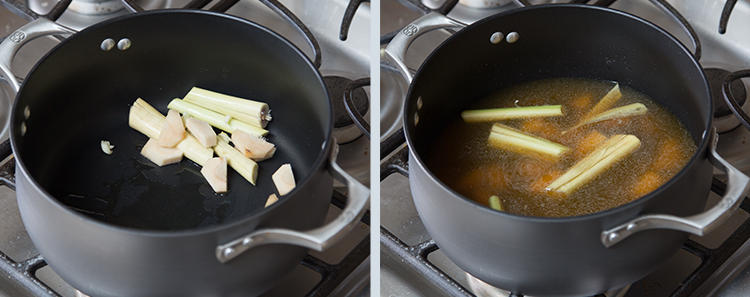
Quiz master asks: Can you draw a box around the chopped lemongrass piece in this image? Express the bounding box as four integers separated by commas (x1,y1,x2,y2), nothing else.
201,157,228,193
488,123,569,159
489,195,503,211
232,129,276,161
213,135,258,185
567,103,648,132
579,83,622,122
100,140,114,155
185,117,217,148
183,86,271,128
265,194,279,208
547,134,641,196
168,99,268,137
140,138,184,166
217,132,232,143
272,163,295,196
129,98,213,166
157,109,186,148
462,105,563,122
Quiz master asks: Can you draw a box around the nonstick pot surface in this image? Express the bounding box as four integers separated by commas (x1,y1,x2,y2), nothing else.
11,10,332,231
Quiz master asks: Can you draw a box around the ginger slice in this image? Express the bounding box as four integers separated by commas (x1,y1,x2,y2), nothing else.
201,157,228,193
272,164,296,196
141,138,183,166
265,194,279,208
571,130,607,160
231,129,276,161
185,117,217,148
157,109,186,148
631,171,663,197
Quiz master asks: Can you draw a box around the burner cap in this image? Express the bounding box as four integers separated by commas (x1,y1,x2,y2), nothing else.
324,76,369,129
706,68,747,118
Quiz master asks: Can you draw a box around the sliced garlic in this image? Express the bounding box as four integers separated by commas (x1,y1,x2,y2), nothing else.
100,140,115,155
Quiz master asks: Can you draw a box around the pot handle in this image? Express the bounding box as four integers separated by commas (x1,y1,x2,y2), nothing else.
0,18,76,92
601,128,750,247
215,142,370,263
383,12,466,84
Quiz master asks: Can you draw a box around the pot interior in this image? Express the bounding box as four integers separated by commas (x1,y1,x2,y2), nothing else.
405,5,711,207
11,10,332,231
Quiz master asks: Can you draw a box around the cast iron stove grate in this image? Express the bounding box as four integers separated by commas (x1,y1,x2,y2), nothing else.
380,129,750,297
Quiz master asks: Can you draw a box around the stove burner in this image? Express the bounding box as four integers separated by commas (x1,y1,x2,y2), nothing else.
466,273,631,297
28,0,124,15
324,76,369,143
458,0,511,8
706,68,748,133
25,0,168,30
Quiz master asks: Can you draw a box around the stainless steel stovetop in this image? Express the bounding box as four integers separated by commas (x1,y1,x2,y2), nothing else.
380,0,750,296
0,0,371,296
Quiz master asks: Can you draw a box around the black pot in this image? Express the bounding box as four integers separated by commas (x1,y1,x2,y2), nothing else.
0,10,368,297
385,5,750,297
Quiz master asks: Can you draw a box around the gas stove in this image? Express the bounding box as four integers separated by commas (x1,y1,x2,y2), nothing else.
0,0,371,296
380,0,750,296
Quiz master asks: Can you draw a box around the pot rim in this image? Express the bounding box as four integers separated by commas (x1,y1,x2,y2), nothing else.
403,3,713,223
9,9,335,237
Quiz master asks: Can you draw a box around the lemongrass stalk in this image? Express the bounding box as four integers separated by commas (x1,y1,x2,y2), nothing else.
213,135,258,185
547,134,641,196
489,195,503,211
183,87,270,128
168,99,268,137
462,105,563,122
566,103,648,132
488,123,569,159
580,83,622,122
129,98,213,166
217,132,232,143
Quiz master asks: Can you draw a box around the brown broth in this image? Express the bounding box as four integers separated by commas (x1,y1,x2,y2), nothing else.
425,77,696,218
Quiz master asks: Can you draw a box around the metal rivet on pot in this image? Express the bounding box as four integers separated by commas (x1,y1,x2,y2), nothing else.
417,96,423,110
100,38,115,51
223,247,234,256
117,38,131,51
506,32,520,43
626,223,638,231
608,232,618,242
414,112,420,126
23,106,30,119
490,32,504,44
242,238,252,245
21,122,26,136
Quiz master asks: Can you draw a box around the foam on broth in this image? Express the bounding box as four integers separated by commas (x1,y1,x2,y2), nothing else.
426,77,696,218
